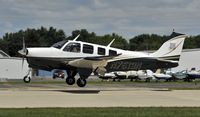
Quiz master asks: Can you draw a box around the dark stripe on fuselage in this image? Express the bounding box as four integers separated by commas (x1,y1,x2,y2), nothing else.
26,56,179,72
26,57,77,71
106,57,178,72
159,55,180,61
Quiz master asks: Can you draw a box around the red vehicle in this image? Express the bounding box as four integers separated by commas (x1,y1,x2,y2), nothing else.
53,69,65,79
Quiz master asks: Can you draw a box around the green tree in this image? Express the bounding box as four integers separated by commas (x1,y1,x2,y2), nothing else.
67,29,128,50
1,27,66,57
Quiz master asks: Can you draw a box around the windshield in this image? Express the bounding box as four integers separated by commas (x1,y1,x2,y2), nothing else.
51,40,68,49
63,42,80,53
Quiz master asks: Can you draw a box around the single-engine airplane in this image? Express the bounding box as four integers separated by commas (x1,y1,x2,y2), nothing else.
18,32,187,87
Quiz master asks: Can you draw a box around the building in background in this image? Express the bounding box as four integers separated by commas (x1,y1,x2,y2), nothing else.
172,48,200,72
0,50,30,80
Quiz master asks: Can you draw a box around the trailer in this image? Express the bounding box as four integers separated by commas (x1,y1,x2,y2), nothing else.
0,50,31,80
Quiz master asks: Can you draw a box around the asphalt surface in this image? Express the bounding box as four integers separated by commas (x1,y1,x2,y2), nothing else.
1,78,200,108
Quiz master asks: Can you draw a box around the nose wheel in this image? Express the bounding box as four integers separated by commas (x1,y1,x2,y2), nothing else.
23,68,32,83
77,78,87,87
23,76,31,83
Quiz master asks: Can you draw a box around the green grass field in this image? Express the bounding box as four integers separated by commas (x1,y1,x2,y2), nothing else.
1,80,200,90
2,79,200,84
0,107,200,117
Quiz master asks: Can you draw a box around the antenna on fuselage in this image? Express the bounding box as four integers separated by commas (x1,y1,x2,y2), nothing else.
73,34,80,41
107,39,115,47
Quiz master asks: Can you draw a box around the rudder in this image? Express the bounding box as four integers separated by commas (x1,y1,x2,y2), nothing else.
150,32,187,61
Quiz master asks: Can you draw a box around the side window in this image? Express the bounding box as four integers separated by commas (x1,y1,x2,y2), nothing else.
109,50,117,56
98,47,105,55
83,44,93,54
63,42,80,53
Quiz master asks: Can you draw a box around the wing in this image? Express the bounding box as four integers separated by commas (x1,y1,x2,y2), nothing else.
68,54,121,69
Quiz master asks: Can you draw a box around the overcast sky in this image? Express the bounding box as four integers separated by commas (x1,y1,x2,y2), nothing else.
0,0,200,39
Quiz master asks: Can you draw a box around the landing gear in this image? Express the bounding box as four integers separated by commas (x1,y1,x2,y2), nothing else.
77,78,87,87
65,69,77,85
65,68,90,87
66,77,75,85
23,68,32,83
23,76,31,83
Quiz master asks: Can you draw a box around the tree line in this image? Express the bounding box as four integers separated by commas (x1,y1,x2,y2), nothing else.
0,26,199,57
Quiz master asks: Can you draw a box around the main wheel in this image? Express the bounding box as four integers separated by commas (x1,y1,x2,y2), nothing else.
77,78,87,87
23,76,31,83
66,77,75,85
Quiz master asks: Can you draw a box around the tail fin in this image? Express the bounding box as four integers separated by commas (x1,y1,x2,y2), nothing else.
150,32,187,61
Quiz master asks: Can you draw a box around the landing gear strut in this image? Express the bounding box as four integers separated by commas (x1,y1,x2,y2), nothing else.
23,68,32,83
23,76,31,83
65,68,90,87
66,69,77,85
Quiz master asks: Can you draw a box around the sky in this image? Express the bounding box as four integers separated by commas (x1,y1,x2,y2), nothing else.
0,0,200,39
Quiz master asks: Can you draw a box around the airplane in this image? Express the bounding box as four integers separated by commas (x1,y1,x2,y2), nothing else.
18,32,187,87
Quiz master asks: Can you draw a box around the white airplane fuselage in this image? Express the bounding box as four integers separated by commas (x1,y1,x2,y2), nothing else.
25,40,149,71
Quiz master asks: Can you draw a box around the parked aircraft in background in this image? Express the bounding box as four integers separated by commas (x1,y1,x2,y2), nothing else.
99,69,173,82
18,32,186,87
185,68,200,81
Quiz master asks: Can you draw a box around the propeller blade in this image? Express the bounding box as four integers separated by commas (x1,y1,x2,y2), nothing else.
22,57,24,69
20,37,27,69
18,37,28,56
23,37,25,51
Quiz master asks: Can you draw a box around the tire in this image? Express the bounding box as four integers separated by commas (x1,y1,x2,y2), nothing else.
23,76,31,83
77,78,87,87
66,77,75,85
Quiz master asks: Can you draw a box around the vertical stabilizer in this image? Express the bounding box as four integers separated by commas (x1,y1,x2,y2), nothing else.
150,32,187,61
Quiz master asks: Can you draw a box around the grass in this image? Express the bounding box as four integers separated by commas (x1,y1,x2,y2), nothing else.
169,87,200,90
0,79,199,85
0,107,200,117
1,80,200,90
2,78,200,84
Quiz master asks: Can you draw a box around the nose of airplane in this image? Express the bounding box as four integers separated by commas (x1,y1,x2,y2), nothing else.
18,48,28,56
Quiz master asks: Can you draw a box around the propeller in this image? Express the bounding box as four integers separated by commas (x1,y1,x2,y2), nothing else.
18,37,28,68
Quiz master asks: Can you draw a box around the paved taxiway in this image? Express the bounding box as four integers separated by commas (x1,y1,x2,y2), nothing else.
1,85,200,107
1,78,200,108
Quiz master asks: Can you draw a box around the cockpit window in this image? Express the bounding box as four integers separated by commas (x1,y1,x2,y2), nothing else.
63,42,80,53
98,47,105,55
83,44,93,54
51,40,67,49
109,50,117,56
